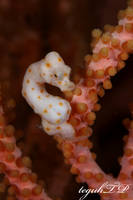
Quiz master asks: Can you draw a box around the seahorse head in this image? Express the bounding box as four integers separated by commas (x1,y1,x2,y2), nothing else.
40,51,75,92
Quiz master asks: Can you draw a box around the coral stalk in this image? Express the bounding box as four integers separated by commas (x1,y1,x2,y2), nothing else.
0,106,52,200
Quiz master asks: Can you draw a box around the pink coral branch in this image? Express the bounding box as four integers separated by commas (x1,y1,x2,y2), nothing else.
55,2,133,200
0,106,52,200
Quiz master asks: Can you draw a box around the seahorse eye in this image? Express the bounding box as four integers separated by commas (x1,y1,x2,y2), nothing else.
54,72,63,79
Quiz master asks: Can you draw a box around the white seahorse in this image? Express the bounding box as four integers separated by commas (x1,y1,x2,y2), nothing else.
22,51,75,138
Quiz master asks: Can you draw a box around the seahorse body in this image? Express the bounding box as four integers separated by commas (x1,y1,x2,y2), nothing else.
22,52,75,138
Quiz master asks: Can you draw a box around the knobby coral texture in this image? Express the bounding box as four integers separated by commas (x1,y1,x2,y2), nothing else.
0,108,52,200
1,0,133,200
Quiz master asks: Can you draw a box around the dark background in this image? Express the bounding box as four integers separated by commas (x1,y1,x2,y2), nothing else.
1,0,133,199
